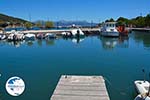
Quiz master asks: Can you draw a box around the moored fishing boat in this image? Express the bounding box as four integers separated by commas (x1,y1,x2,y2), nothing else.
61,32,72,38
45,33,56,39
15,31,25,41
7,31,25,41
134,69,150,100
71,28,85,38
101,22,119,37
117,25,129,36
25,33,35,40
36,33,44,39
7,33,15,41
0,34,7,40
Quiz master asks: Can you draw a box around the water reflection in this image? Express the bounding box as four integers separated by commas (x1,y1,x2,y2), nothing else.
133,31,150,48
45,39,55,46
26,41,34,46
0,35,130,48
71,38,85,44
37,40,43,46
7,40,25,48
63,37,85,44
99,36,129,50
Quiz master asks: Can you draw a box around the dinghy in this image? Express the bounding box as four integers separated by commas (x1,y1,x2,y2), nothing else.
134,69,150,100
134,80,150,94
61,32,72,38
7,33,15,41
0,34,7,40
36,33,44,39
135,94,150,100
45,33,56,39
71,29,84,38
25,33,35,40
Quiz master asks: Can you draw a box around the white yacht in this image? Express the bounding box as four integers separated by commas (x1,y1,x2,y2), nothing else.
101,22,119,37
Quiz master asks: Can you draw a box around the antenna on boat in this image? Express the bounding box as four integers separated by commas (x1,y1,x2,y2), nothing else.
142,69,146,82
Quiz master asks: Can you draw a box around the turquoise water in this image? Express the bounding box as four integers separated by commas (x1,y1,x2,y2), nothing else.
0,32,150,100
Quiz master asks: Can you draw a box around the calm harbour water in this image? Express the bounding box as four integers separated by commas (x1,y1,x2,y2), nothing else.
0,31,150,100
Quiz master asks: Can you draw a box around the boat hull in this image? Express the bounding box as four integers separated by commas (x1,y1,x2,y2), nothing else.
135,94,150,100
101,32,119,37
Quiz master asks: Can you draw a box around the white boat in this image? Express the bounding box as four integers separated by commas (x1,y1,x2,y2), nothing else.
45,33,56,39
25,33,35,40
36,33,44,39
15,31,25,41
135,94,150,100
71,29,84,38
134,80,150,94
101,22,119,37
15,33,25,41
61,32,71,37
7,33,15,41
7,31,25,41
0,34,7,40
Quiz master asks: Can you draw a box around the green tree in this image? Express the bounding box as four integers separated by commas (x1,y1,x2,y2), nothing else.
105,18,115,22
117,17,129,26
25,22,32,29
45,21,54,28
135,16,145,27
145,14,150,27
35,21,43,27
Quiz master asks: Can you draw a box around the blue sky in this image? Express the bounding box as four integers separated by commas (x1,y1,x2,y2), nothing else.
0,0,150,22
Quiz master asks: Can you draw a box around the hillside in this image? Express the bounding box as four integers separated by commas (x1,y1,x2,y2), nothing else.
0,13,29,24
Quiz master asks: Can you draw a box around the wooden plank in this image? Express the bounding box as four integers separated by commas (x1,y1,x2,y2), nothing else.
50,75,110,100
55,85,106,91
51,95,109,100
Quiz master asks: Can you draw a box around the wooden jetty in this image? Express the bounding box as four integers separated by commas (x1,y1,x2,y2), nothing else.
51,75,110,100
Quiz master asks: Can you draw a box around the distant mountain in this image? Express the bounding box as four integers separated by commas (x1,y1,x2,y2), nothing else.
0,13,29,23
54,20,98,27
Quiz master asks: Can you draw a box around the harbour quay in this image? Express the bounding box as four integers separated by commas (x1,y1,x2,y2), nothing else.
0,28,100,35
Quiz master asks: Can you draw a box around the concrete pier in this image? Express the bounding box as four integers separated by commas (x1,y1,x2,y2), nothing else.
51,75,110,100
130,28,150,32
0,28,100,35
